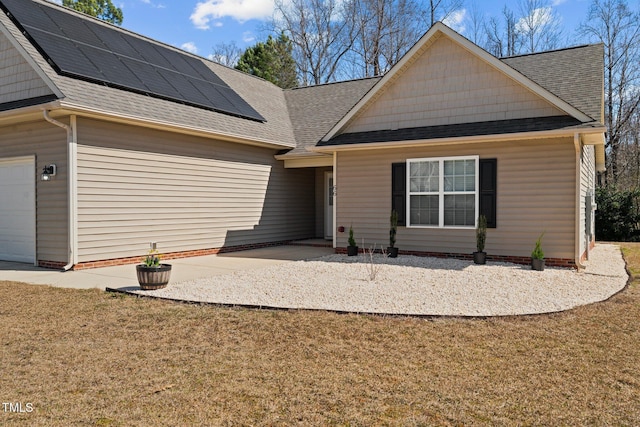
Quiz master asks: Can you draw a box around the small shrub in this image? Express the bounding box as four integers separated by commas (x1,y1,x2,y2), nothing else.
531,234,544,260
476,215,487,252
142,243,161,267
348,226,356,247
389,209,398,248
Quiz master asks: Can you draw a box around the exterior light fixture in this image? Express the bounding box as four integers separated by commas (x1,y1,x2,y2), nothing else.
41,164,56,181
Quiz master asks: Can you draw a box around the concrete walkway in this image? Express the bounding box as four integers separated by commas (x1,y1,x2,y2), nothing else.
0,245,334,290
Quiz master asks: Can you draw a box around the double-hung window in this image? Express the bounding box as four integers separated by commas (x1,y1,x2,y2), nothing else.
407,156,479,228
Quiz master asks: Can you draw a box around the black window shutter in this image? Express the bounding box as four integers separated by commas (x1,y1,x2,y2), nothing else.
479,158,497,228
391,162,406,226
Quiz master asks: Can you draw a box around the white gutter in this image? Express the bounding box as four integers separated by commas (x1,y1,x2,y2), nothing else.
43,111,78,271
574,133,586,270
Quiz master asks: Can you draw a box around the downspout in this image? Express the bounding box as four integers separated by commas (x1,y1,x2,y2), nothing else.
574,134,586,270
332,151,337,249
43,111,77,271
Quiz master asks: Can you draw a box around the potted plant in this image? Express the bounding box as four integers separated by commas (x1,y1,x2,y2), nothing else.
347,225,358,256
387,209,399,258
531,234,545,271
473,215,487,264
136,243,172,290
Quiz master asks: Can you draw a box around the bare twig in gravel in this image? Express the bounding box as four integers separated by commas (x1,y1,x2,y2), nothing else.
363,242,385,281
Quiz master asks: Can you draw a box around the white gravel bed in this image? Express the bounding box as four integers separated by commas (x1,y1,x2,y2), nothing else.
133,243,628,316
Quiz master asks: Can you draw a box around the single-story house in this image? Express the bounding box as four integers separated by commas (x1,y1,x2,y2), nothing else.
0,0,605,270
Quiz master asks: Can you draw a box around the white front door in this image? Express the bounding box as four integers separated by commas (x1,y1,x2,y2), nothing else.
0,156,36,264
324,171,333,240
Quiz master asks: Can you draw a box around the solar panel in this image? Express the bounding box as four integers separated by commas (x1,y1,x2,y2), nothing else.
0,0,265,122
30,28,101,79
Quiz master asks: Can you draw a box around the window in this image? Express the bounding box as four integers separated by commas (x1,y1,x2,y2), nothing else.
407,156,479,228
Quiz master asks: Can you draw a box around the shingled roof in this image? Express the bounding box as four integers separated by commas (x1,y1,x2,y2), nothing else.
283,77,380,155
0,0,297,148
501,44,604,123
0,1,604,155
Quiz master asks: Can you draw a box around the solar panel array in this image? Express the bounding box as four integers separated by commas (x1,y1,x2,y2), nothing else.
0,0,265,122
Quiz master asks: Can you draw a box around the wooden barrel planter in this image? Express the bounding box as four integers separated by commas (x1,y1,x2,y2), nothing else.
136,264,172,290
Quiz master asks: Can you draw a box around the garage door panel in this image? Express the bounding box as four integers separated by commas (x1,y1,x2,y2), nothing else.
0,157,36,263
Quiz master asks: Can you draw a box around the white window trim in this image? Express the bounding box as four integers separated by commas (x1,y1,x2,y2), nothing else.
406,155,479,229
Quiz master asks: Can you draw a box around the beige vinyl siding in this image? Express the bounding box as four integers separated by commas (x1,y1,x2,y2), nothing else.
75,118,314,262
0,31,53,104
345,36,564,134
335,137,576,259
580,144,596,256
0,120,68,262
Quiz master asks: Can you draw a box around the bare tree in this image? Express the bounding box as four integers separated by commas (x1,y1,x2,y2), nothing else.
272,0,356,85
466,0,487,46
425,0,465,27
347,0,423,77
579,0,640,185
209,41,243,67
484,6,520,57
516,0,563,53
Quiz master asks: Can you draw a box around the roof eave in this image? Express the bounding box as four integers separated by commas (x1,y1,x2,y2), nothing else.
311,126,607,153
54,102,296,150
0,98,62,125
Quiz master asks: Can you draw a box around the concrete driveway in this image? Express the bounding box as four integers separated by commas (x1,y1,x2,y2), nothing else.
0,245,334,290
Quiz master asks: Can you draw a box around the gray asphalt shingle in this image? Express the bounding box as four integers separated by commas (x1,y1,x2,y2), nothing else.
501,44,604,123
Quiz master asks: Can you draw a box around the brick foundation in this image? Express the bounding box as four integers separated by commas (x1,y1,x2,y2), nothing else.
37,260,68,269
580,239,597,263
335,247,576,268
38,240,300,271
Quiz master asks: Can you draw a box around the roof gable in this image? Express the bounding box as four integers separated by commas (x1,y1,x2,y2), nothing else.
323,22,593,142
0,17,60,108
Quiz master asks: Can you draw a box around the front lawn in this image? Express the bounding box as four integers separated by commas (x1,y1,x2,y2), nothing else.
1,244,639,425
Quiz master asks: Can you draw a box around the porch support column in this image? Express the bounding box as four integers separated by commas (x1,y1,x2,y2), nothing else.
574,133,586,270
333,151,337,249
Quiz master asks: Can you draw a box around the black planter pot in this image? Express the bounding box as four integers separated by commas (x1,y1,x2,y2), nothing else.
136,264,172,290
387,247,399,258
473,251,486,265
531,258,545,271
347,246,359,256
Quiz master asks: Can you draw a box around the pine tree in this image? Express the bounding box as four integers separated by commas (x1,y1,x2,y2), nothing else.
236,33,298,89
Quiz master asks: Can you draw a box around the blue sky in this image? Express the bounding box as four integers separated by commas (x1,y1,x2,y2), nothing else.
50,0,594,60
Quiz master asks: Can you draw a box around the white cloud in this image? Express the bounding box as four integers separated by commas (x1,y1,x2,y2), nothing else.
180,42,198,54
190,0,274,30
443,9,467,34
140,0,166,8
516,7,553,32
551,0,567,5
242,31,255,43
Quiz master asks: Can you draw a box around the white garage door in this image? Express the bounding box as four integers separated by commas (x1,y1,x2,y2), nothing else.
0,156,36,263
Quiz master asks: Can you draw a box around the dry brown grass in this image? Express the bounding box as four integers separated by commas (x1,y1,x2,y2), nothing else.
1,245,639,426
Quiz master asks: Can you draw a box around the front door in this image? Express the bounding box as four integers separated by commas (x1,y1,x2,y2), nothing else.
324,171,333,240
